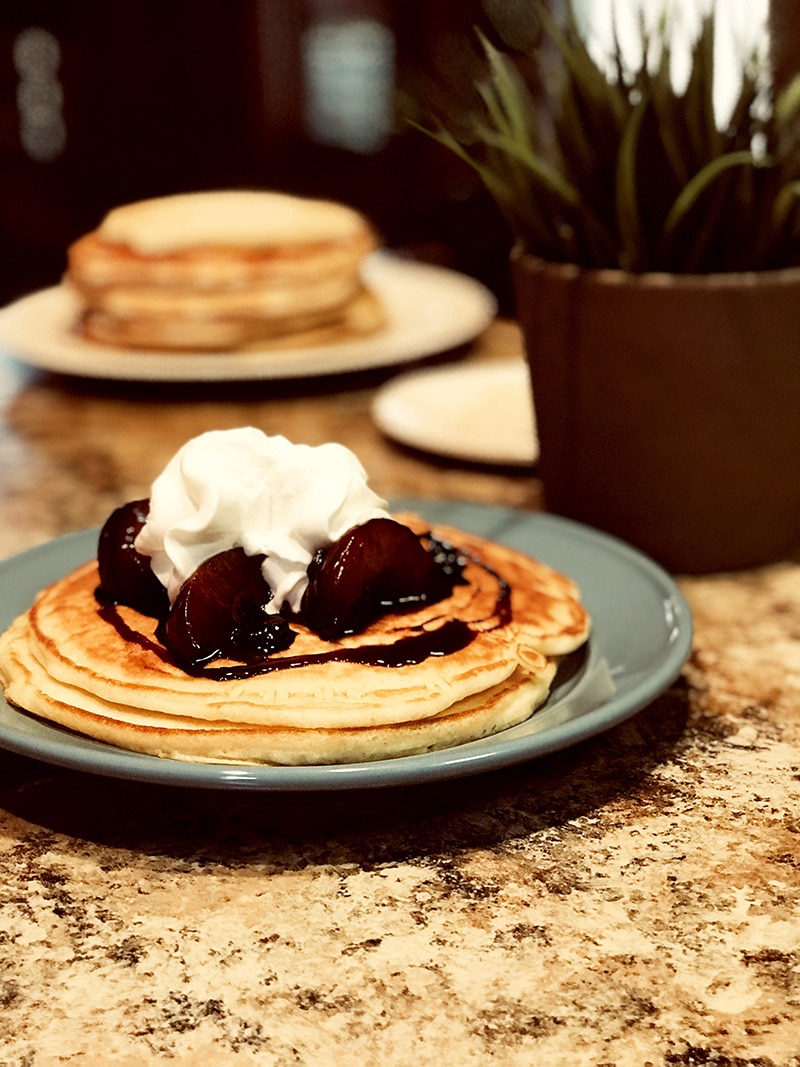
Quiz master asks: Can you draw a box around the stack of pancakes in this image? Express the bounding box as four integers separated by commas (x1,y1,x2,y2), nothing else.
0,519,590,766
65,190,386,351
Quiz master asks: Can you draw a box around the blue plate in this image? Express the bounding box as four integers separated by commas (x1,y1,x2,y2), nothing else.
0,502,692,790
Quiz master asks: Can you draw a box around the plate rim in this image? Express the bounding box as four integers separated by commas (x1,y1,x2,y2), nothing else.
372,357,539,467
0,252,497,383
0,503,692,791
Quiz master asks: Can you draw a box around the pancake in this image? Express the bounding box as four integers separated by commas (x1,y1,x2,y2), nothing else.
0,520,589,765
65,190,386,351
75,287,385,352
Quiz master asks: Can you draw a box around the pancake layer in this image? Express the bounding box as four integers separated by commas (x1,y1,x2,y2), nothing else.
0,521,590,765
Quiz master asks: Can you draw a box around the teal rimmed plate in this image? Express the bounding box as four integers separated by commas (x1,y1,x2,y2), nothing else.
0,501,692,790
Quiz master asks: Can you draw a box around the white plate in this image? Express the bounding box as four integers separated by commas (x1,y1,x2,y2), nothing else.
0,501,692,791
0,252,497,382
373,358,538,466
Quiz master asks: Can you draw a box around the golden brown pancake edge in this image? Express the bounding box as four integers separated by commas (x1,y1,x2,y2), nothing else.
0,520,589,764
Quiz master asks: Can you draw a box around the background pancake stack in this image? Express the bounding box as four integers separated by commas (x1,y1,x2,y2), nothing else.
65,190,387,351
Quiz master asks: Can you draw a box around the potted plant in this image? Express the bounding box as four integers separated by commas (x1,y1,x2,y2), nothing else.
416,1,800,573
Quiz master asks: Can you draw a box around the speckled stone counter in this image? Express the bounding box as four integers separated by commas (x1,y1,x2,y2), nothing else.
0,324,798,1066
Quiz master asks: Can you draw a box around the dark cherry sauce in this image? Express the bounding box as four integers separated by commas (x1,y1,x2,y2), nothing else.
98,603,476,681
96,502,511,679
161,547,296,667
489,567,512,627
300,517,468,640
96,597,174,665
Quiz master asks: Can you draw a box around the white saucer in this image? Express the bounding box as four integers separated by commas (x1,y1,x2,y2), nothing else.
372,358,538,466
0,252,497,382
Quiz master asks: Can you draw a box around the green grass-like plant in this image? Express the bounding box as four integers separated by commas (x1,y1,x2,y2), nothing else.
419,2,800,272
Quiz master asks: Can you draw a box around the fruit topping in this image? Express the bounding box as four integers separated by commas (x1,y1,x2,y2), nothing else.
97,499,170,617
97,496,469,670
427,535,470,587
161,547,296,668
300,517,466,640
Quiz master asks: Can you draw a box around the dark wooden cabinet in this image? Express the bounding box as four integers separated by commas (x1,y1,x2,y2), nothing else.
0,0,513,308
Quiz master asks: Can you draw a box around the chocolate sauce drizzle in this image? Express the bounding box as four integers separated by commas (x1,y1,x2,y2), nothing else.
96,534,512,682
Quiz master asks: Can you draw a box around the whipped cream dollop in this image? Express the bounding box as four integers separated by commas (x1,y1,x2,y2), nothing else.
134,428,389,612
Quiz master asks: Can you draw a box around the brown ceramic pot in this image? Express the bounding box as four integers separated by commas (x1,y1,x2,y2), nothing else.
511,248,800,573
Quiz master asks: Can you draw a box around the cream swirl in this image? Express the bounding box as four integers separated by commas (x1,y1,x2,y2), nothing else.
135,428,389,611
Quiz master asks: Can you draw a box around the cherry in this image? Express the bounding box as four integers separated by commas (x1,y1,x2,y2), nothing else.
300,517,465,640
98,498,468,670
97,499,170,618
162,547,295,668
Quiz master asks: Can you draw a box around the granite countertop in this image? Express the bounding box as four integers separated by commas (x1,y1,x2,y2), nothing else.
0,323,798,1066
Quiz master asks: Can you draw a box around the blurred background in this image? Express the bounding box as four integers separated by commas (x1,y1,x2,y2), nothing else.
1,1,793,311
0,0,518,310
